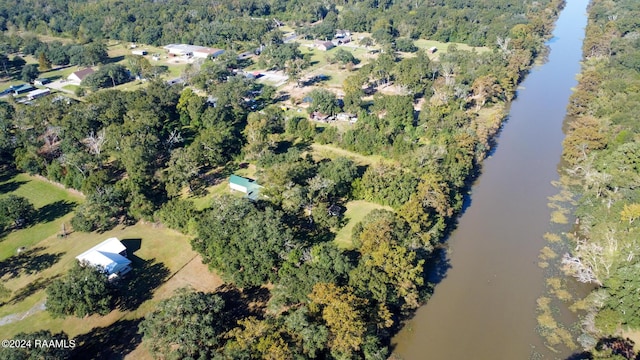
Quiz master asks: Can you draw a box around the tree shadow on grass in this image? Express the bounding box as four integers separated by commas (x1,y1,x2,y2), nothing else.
114,256,169,312
8,274,62,305
0,180,27,194
0,247,65,279
35,200,76,224
71,318,143,360
0,166,18,183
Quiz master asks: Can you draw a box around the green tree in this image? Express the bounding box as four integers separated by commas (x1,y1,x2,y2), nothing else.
272,243,353,307
333,48,358,65
71,186,126,232
176,88,206,127
393,38,417,52
46,262,114,318
126,54,151,78
0,195,36,230
0,330,73,360
156,198,198,234
20,63,39,83
139,288,228,359
37,52,51,71
163,147,200,197
192,196,295,287
308,88,340,116
308,283,368,358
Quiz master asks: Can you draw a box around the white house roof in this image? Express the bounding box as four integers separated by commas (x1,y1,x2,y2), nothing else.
163,44,224,57
76,238,131,275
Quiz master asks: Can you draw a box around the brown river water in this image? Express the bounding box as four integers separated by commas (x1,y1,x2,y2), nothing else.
392,0,591,358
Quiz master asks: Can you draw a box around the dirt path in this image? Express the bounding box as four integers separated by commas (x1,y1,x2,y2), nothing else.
0,301,46,327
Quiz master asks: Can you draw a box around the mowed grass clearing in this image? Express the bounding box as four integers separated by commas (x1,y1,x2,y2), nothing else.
0,172,83,260
334,200,392,249
413,39,491,60
0,221,220,340
189,164,258,210
0,171,223,344
311,143,387,166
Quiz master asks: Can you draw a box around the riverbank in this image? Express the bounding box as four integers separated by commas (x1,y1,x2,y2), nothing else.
392,0,591,357
559,0,640,356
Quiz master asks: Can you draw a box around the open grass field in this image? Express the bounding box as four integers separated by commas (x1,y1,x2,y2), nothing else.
0,170,223,356
334,200,392,249
413,39,491,60
311,143,387,166
0,172,83,261
1,36,188,98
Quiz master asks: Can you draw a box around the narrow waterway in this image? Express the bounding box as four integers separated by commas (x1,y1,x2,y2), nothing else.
392,0,590,358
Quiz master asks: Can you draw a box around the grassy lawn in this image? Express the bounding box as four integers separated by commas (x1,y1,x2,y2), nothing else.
0,173,83,260
189,164,258,211
62,84,80,92
413,39,490,60
39,66,76,82
334,200,392,249
311,143,387,166
0,221,217,339
0,170,223,347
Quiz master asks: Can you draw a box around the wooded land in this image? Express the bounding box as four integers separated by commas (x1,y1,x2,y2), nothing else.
561,0,640,358
0,0,567,357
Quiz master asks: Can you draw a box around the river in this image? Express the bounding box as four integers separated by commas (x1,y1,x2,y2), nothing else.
392,0,590,358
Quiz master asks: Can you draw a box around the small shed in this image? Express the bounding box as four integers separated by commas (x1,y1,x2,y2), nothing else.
34,78,50,86
132,49,148,56
229,174,261,200
428,46,438,54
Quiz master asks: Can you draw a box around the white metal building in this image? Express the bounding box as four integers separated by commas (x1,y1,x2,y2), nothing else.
76,238,132,280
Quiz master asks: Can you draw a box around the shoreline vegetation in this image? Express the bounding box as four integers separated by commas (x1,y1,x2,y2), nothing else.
559,0,640,357
0,0,568,357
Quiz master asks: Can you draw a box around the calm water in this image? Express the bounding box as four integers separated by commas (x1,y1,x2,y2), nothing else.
392,0,590,358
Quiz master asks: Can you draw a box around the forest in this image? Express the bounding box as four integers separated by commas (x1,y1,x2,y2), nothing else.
0,0,555,50
562,0,640,358
0,0,567,358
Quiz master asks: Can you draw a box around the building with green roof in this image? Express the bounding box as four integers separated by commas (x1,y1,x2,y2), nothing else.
229,174,261,200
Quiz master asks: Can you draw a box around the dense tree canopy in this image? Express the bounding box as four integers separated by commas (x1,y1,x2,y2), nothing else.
560,0,640,356
46,262,114,318
192,196,296,287
0,0,568,357
139,288,228,360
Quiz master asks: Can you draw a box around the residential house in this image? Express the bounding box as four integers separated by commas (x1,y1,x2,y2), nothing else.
68,68,95,83
76,237,132,280
131,49,148,56
315,40,335,51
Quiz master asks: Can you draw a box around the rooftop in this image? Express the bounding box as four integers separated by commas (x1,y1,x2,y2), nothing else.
76,238,131,276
